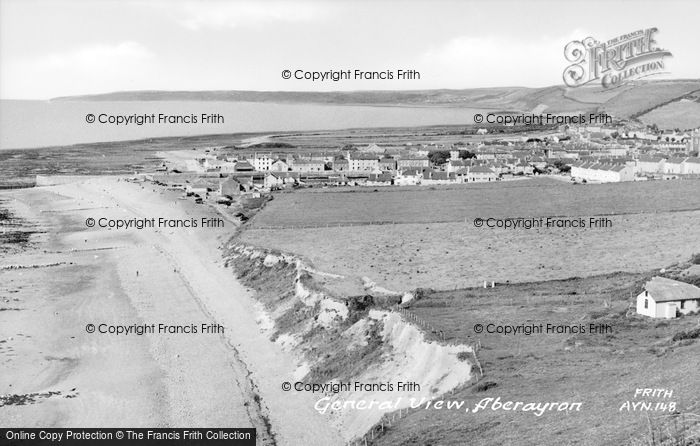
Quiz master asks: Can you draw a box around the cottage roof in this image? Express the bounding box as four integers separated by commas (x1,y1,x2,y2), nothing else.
234,161,254,170
645,277,700,303
350,153,380,160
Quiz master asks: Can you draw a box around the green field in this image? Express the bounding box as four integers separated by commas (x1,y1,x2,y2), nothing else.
241,180,700,295
373,269,700,446
250,179,700,229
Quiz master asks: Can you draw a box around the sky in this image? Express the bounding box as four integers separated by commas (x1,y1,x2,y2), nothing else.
1,0,698,99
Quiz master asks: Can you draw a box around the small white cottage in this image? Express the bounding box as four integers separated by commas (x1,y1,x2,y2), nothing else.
636,277,700,319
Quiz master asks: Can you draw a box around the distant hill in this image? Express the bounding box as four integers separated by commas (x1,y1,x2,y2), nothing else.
52,79,700,127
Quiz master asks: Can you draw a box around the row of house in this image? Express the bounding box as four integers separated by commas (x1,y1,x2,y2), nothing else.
569,161,636,183
207,164,501,196
634,156,700,175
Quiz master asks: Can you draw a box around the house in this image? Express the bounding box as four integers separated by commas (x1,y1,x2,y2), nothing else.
252,153,274,171
332,159,349,171
270,159,290,172
186,181,211,195
218,178,242,196
396,157,430,170
664,157,686,175
394,169,421,186
421,170,456,185
569,162,635,182
635,156,665,175
366,172,393,186
290,159,324,173
379,158,397,171
265,172,299,188
233,161,255,172
446,159,470,173
685,157,700,174
636,277,700,319
687,130,700,154
513,161,534,175
467,166,497,182
347,152,379,172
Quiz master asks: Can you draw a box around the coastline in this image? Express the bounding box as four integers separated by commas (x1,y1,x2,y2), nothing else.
0,177,344,445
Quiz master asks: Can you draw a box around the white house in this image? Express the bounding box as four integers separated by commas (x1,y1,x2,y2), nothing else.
570,162,635,182
636,277,700,319
252,153,274,171
347,152,380,172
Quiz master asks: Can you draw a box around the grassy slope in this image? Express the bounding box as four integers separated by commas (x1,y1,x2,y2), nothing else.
371,270,700,445
248,180,700,228
51,80,700,122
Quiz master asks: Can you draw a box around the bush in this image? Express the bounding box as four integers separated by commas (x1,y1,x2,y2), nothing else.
672,327,700,342
474,381,498,392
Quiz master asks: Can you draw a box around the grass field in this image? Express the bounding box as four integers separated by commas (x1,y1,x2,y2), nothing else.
242,180,700,293
639,97,700,130
249,179,700,228
237,172,700,445
372,269,700,445
601,80,700,120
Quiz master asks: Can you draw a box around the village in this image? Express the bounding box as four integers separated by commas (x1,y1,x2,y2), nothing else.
152,123,700,203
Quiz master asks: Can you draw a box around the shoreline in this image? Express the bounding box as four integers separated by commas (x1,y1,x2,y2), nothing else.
0,177,344,445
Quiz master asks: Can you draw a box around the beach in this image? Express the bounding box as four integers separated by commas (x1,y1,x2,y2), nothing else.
0,177,344,445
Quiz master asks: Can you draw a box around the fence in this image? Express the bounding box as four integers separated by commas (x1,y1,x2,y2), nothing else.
251,218,468,230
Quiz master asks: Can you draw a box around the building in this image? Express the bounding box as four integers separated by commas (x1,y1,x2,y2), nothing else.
366,172,393,186
186,181,211,195
446,159,470,173
233,161,255,172
513,162,534,175
332,159,349,171
290,159,324,173
685,157,700,174
570,162,635,182
379,158,397,171
664,157,686,175
218,178,243,196
394,169,421,186
347,152,379,172
464,166,497,182
421,170,456,185
252,153,274,171
396,157,430,170
636,277,700,319
635,156,665,175
270,159,290,172
687,130,700,154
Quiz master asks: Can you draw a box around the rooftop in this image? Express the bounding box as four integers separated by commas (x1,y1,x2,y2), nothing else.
645,277,700,303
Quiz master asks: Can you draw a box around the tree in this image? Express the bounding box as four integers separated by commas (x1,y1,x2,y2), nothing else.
459,150,476,159
428,150,451,165
552,160,571,173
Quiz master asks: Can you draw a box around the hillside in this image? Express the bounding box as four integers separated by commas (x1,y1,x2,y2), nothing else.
51,79,700,128
51,79,699,116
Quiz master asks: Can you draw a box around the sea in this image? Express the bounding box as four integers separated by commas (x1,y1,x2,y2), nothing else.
0,100,482,150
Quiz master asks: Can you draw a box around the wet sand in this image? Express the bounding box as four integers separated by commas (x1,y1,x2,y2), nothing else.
0,177,343,445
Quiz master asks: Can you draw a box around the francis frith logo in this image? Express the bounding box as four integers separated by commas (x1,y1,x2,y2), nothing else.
563,27,672,89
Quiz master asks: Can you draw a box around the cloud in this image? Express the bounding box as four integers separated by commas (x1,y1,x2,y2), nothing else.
172,1,327,30
2,42,155,98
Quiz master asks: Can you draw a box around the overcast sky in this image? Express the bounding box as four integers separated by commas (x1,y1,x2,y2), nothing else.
1,0,698,99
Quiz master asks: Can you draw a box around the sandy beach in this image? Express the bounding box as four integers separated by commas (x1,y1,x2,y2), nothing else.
0,177,344,445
